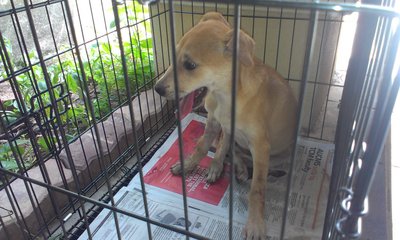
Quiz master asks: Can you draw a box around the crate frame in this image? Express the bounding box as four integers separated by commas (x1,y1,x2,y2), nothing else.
0,0,399,239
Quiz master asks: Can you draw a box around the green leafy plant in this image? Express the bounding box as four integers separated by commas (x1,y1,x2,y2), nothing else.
0,139,33,172
0,2,154,175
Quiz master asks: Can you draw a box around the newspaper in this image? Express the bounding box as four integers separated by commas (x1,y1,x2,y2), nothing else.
77,186,245,240
79,113,334,240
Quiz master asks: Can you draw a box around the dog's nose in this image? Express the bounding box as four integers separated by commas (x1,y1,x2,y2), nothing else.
154,84,166,96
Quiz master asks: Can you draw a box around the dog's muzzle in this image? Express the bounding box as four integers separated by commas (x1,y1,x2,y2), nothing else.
154,84,166,96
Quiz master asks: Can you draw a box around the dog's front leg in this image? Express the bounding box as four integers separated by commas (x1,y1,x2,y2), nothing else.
244,141,270,240
206,129,229,183
171,117,221,175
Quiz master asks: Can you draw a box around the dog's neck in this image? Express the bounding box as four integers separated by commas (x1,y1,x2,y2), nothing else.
208,64,259,108
208,87,232,106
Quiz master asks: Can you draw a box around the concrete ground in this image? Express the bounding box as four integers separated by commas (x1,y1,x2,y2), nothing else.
390,94,399,240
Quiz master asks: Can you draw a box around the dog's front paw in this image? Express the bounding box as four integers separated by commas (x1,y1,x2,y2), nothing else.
243,219,267,240
206,160,223,183
170,162,183,175
170,160,197,175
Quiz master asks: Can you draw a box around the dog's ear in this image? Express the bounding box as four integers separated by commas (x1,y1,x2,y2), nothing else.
200,12,230,27
224,29,255,66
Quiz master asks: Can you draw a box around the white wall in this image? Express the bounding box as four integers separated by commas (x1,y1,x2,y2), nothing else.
150,2,349,140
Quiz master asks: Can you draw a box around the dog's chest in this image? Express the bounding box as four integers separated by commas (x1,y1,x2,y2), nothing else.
213,104,249,148
205,92,249,145
213,104,231,127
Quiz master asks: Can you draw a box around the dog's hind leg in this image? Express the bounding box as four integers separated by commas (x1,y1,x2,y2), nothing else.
233,144,252,182
234,155,249,183
171,116,221,175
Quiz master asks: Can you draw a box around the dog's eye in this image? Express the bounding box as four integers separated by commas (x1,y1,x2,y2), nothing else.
183,60,196,70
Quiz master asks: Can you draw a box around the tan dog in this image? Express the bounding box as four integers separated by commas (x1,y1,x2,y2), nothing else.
154,12,297,240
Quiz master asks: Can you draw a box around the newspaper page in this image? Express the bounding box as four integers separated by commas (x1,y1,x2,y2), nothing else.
80,113,334,240
78,187,244,240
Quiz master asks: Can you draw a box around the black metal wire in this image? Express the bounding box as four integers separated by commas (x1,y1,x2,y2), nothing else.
50,115,175,236
1,14,60,240
179,0,185,37
274,7,283,70
333,13,390,238
111,0,153,238
174,10,347,23
135,2,160,137
307,10,329,137
58,0,101,190
28,3,72,231
85,0,125,161
321,4,382,238
147,4,169,128
5,0,62,161
42,6,84,213
286,8,299,81
125,1,151,141
345,15,390,187
167,1,190,238
66,119,175,239
151,0,176,123
0,0,64,18
0,109,31,240
262,6,270,64
186,1,400,18
319,11,345,140
0,208,11,239
4,0,83,237
66,0,124,236
2,1,400,240
0,165,210,240
280,8,318,240
228,4,240,239
340,22,400,238
1,0,175,238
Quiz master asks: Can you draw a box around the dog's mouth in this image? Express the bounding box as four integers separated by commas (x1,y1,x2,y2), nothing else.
178,87,208,120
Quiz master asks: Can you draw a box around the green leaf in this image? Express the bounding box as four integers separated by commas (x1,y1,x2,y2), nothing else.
2,100,14,108
28,51,36,60
109,20,116,29
66,74,78,92
38,81,47,91
4,37,13,55
140,38,152,48
66,134,75,142
117,5,126,16
16,145,26,156
1,160,19,171
12,100,20,110
37,137,50,152
101,43,111,53
51,68,62,85
0,143,11,155
91,43,98,49
16,139,30,145
1,111,18,123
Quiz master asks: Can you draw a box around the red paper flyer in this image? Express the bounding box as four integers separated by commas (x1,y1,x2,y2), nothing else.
143,120,230,205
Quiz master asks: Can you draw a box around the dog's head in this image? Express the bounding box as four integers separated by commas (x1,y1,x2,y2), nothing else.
154,12,255,107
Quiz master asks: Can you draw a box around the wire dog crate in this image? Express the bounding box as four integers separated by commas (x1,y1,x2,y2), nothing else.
0,0,399,239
